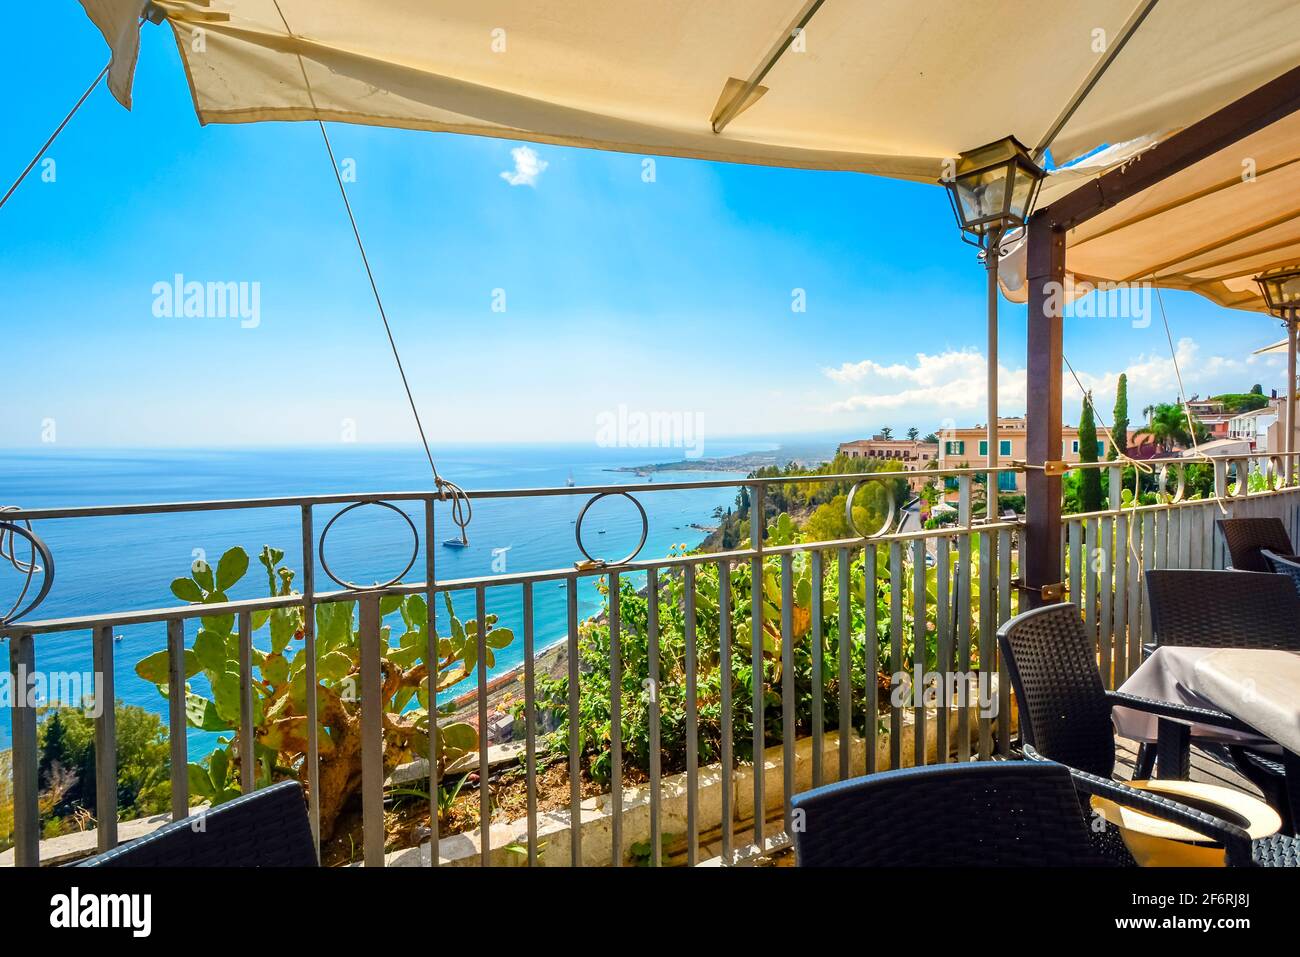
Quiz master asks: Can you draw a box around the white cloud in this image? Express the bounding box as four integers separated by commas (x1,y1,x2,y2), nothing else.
1068,337,1266,407
500,145,549,187
819,337,1275,428
822,349,1025,415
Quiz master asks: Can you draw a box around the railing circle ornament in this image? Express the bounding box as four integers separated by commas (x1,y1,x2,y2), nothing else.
845,479,896,540
574,491,649,567
318,500,419,590
1267,455,1287,491
1232,458,1249,497
0,515,54,626
1157,463,1186,503
1276,455,1299,489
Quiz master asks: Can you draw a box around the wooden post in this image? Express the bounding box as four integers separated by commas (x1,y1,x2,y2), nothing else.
1022,212,1066,608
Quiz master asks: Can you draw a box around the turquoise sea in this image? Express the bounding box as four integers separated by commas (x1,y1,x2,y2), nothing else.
0,444,764,755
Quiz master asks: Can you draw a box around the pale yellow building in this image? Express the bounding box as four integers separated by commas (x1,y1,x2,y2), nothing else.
837,436,938,492
936,416,1113,501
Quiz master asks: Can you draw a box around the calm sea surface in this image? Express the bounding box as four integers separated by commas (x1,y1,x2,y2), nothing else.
0,444,763,755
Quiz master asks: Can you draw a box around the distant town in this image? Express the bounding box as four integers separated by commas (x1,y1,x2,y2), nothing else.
833,385,1287,513
616,388,1287,504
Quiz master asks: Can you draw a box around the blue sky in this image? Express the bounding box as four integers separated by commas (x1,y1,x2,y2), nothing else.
0,8,1288,451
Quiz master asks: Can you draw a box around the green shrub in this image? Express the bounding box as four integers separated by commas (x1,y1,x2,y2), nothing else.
524,513,995,787
32,702,171,838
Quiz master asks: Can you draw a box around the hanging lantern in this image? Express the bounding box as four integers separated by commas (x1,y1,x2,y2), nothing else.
942,135,1046,247
1256,266,1300,316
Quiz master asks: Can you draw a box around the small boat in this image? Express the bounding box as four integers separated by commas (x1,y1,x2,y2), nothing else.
597,529,607,534
114,633,125,642
565,472,576,487
442,537,470,549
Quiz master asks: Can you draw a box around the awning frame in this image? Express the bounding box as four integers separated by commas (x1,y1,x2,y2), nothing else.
1020,62,1300,608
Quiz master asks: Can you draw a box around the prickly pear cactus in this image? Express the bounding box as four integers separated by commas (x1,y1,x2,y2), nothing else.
135,544,512,840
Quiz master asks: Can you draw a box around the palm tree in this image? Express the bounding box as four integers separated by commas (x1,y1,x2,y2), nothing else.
1148,402,1197,451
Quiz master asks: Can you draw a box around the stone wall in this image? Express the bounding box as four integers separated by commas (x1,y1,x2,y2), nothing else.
389,698,1016,867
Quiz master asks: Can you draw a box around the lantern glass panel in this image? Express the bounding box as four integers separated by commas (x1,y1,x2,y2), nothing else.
1008,162,1040,224
1273,274,1300,309
1259,270,1300,312
954,163,1013,234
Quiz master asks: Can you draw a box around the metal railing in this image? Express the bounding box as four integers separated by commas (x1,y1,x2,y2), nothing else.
8,453,1298,866
2,464,1028,866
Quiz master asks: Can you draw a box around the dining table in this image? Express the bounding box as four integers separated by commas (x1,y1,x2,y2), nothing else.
1113,646,1300,828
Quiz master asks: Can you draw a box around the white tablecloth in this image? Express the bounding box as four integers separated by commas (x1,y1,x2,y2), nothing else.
1192,649,1300,756
1112,647,1279,750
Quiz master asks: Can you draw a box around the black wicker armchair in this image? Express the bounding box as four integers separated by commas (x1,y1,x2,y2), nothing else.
75,781,317,867
790,754,1293,867
1217,517,1293,572
1263,548,1300,597
1022,745,1298,868
995,602,1297,863
1144,568,1299,829
792,760,1107,866
996,602,1248,780
1145,568,1300,653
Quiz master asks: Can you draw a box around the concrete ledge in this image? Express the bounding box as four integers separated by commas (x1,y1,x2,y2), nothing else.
386,698,1016,867
0,806,207,868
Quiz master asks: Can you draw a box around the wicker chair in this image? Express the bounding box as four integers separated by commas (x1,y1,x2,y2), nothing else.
790,754,1295,867
1217,517,1293,572
1263,548,1300,597
994,602,1297,863
1144,568,1300,831
996,603,1250,779
75,781,317,867
1145,568,1300,652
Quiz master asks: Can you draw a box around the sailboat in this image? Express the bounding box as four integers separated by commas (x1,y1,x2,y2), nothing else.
565,471,576,487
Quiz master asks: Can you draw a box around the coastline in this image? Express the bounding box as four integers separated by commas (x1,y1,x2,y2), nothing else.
605,443,832,476
447,508,726,737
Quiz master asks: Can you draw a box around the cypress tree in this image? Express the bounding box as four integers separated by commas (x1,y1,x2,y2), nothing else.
39,709,68,784
1110,373,1129,460
1079,393,1104,511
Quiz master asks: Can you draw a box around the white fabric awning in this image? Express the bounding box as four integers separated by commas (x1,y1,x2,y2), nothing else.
84,1,1300,182
79,1,1300,315
1000,109,1300,315
1056,107,1300,316
1255,338,1290,355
